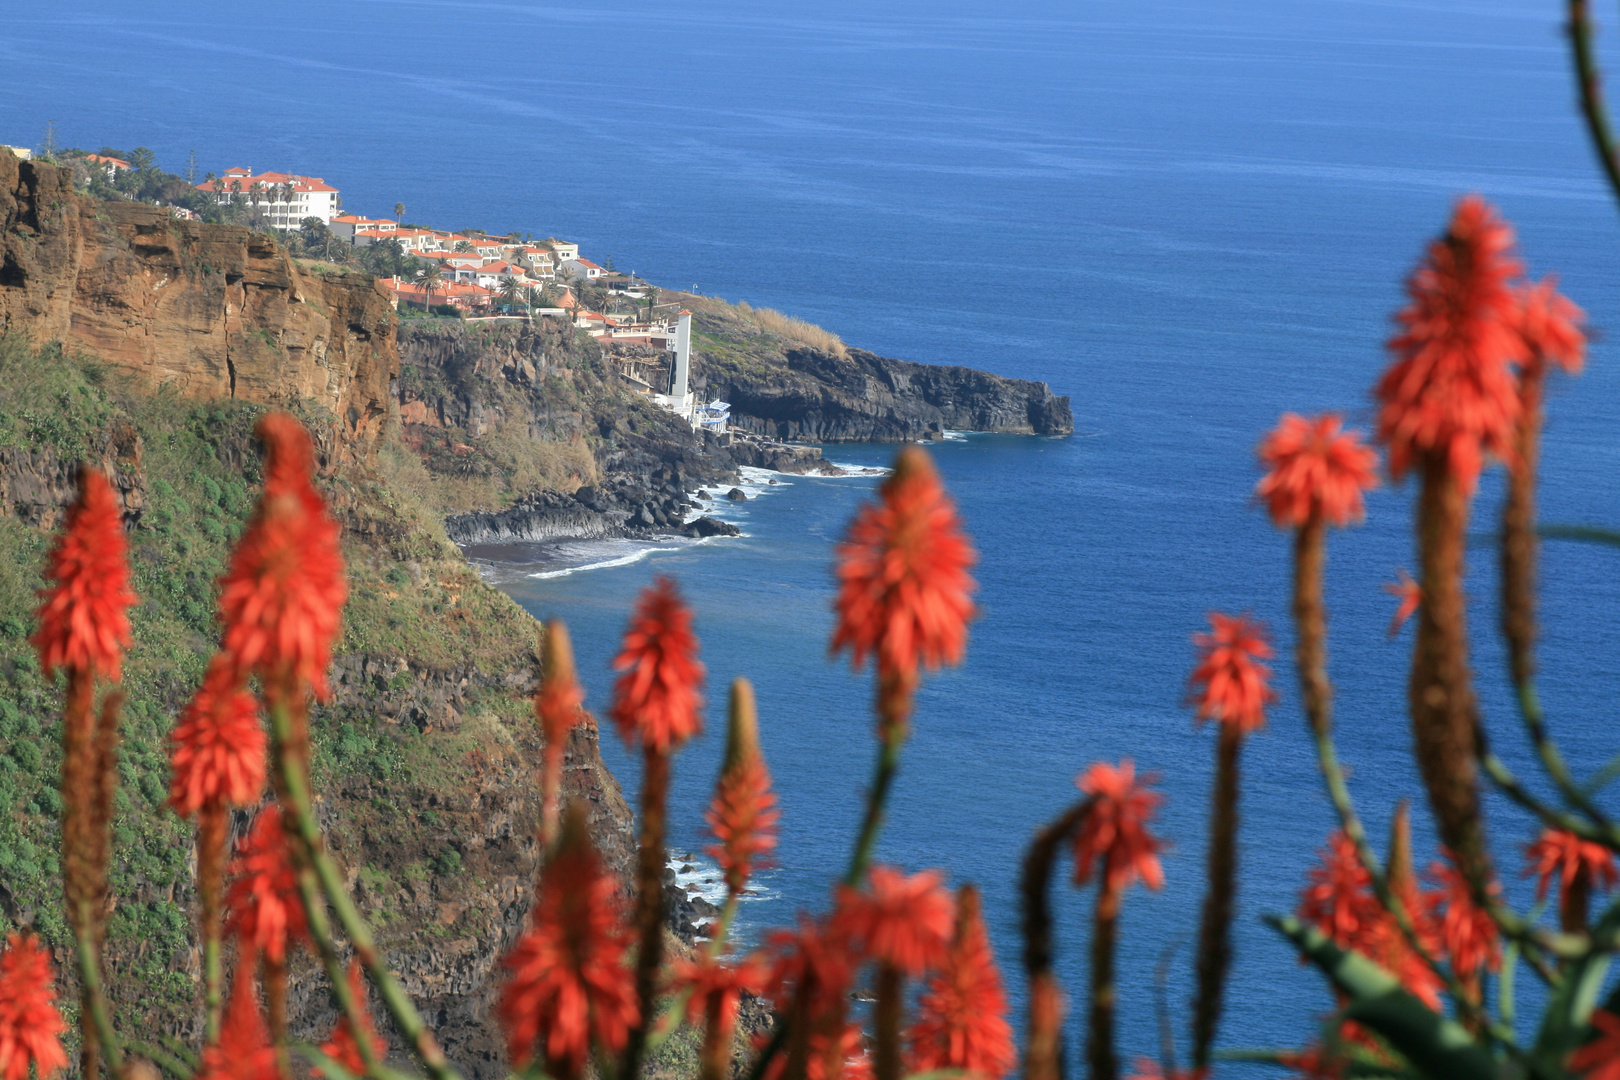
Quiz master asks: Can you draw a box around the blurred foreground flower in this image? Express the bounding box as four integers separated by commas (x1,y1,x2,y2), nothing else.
0,934,67,1080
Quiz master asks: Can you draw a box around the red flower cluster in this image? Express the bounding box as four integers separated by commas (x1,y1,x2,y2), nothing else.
319,961,385,1076
1295,832,1442,1009
610,577,703,754
707,752,779,895
0,934,67,1080
833,866,955,977
1572,1009,1620,1080
168,655,267,818
218,413,346,700
1426,855,1500,979
1526,828,1619,906
32,468,136,682
1256,413,1379,529
197,971,278,1080
1073,761,1165,895
1375,195,1525,492
1384,570,1421,638
499,811,638,1078
224,804,309,964
764,915,854,1014
672,951,767,1031
1188,613,1275,735
1514,277,1585,381
905,887,1015,1080
832,446,976,686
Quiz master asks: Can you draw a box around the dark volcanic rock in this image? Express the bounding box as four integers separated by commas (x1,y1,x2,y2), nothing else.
683,515,741,538
707,345,1073,442
726,487,747,502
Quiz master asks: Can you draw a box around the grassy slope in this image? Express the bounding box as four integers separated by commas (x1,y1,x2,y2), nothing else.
0,334,549,1043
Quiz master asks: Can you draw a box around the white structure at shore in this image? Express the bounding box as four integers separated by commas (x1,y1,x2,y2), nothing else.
652,310,729,433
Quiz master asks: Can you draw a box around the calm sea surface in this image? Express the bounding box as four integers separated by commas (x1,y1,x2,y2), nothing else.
7,0,1620,1060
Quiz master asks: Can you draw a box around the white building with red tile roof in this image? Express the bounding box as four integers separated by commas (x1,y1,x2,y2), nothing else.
84,154,132,182
330,215,396,242
196,167,340,227
564,258,603,280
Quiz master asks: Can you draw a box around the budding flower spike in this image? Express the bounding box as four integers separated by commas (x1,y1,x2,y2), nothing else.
536,618,586,847
707,678,780,899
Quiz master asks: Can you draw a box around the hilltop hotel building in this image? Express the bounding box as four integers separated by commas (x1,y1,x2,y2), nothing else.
195,167,339,228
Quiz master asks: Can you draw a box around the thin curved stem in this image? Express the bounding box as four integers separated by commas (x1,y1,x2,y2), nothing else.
1568,0,1620,209
847,721,904,886
267,698,462,1080
1020,799,1091,1080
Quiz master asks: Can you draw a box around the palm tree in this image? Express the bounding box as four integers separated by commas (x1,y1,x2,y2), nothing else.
454,240,472,253
417,262,443,313
499,276,522,315
395,202,406,223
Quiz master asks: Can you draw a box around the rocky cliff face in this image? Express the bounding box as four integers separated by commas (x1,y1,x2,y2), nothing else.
705,345,1073,442
1,155,396,460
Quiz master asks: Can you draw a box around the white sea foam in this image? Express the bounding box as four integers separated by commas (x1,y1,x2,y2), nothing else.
528,547,661,579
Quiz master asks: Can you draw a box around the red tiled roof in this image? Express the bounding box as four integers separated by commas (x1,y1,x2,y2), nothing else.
85,154,132,169
196,169,338,193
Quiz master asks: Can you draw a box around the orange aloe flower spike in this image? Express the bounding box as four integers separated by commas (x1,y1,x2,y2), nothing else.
223,804,310,964
196,968,279,1080
832,865,955,978
0,933,68,1080
498,806,638,1080
32,468,136,682
609,576,703,754
1425,852,1501,980
832,446,976,688
1073,761,1165,895
317,960,385,1076
1515,276,1586,380
905,885,1015,1080
217,412,346,701
1256,413,1379,529
1526,827,1620,905
168,655,267,817
1188,613,1275,735
1375,195,1525,493
1572,1010,1620,1080
1384,570,1420,638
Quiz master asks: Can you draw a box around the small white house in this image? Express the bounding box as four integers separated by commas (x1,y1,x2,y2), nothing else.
564,258,603,280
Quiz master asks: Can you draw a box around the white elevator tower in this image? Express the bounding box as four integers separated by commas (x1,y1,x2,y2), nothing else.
671,309,693,401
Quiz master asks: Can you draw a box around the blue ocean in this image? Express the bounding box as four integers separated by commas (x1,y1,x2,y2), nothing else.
6,0,1620,1062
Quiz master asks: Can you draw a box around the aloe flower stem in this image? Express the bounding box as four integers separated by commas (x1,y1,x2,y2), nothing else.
623,748,672,1080
1088,886,1121,1080
1192,723,1242,1071
1569,0,1620,209
287,860,385,1076
1410,459,1490,886
874,963,904,1080
847,720,904,887
1020,800,1090,1080
697,990,729,1080
199,804,227,1042
266,698,462,1080
1290,518,1533,1042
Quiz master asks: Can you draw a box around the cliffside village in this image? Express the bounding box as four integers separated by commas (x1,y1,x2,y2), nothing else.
177,162,732,432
